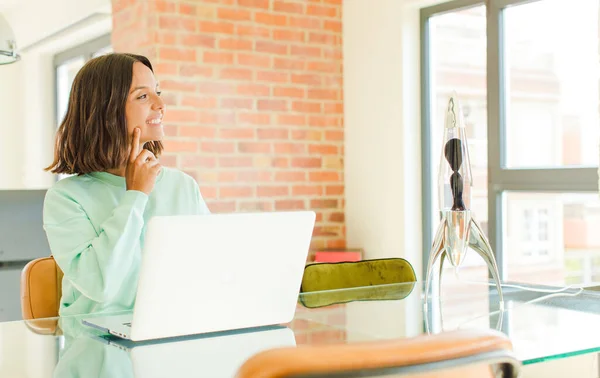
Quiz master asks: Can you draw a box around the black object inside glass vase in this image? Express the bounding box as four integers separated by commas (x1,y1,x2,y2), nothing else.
444,138,466,211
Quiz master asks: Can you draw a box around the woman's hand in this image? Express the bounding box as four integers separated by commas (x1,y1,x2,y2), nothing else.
125,128,161,195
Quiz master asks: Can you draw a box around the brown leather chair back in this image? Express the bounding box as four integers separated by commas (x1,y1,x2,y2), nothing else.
235,329,520,378
21,256,63,320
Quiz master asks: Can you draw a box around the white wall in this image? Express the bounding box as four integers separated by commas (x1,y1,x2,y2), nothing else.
0,0,111,189
343,0,423,276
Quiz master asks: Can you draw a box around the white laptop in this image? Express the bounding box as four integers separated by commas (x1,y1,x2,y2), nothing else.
83,210,315,341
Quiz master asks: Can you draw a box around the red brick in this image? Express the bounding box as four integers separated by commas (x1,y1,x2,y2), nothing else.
257,71,289,83
199,21,235,34
182,156,216,168
218,8,251,21
276,200,306,210
256,41,288,55
153,63,178,76
163,140,198,153
273,86,305,98
326,185,344,195
308,89,338,100
203,51,234,64
257,186,289,196
237,0,269,8
159,16,197,32
310,199,338,208
219,128,255,139
179,65,213,77
308,115,339,127
239,201,274,211
309,144,338,155
309,172,340,181
290,16,322,29
237,171,273,182
167,109,198,123
181,95,217,108
292,157,321,168
307,4,337,17
291,74,322,86
178,3,197,15
309,32,338,45
291,45,321,58
220,68,254,81
208,201,237,213
274,0,305,14
238,54,271,68
255,12,288,26
327,239,346,249
237,84,270,96
306,61,338,73
219,39,253,50
324,103,343,114
201,142,235,153
159,47,196,62
325,130,344,141
221,98,254,109
292,185,323,196
200,187,218,199
274,143,306,153
179,126,216,138
154,31,177,45
219,157,254,167
274,58,305,70
293,101,322,113
199,112,236,125
220,186,254,198
237,25,271,38
198,82,236,95
275,171,306,181
273,29,305,42
238,142,271,153
271,157,289,168
162,78,197,92
258,99,288,111
159,154,177,166
150,0,176,12
329,212,345,222
324,20,342,32
257,128,289,139
278,114,306,126
180,34,215,48
239,113,271,125
323,48,343,61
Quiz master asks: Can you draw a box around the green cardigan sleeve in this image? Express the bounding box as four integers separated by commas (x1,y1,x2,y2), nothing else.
43,188,148,303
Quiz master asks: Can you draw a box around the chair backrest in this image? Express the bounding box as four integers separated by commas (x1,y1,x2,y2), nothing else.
235,328,520,378
20,256,63,320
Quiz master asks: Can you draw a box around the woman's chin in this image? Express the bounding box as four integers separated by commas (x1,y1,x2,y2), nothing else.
141,129,165,143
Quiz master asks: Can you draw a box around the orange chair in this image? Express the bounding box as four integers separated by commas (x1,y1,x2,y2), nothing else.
235,328,520,378
20,256,63,321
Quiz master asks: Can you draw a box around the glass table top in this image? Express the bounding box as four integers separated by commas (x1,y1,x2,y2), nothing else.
3,279,600,377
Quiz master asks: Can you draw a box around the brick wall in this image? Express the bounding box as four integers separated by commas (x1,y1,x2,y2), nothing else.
111,0,345,252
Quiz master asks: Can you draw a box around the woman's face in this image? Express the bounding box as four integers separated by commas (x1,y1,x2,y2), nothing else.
125,62,166,146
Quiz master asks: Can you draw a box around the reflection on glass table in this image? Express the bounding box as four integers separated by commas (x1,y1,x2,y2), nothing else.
4,279,600,377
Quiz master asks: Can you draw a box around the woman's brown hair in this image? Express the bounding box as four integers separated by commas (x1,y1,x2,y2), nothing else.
46,53,163,175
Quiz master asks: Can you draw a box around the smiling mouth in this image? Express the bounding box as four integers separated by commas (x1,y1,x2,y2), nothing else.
146,117,162,125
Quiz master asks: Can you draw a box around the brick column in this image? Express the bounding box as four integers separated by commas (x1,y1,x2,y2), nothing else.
111,0,345,251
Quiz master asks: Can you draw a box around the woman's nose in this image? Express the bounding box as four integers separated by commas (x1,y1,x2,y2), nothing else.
152,94,165,110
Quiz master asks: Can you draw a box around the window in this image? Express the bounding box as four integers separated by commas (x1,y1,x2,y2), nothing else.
421,0,600,286
54,34,112,127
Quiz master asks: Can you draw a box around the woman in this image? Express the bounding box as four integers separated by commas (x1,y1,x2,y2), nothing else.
44,53,210,317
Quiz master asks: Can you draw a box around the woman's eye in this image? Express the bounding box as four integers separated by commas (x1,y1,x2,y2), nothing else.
137,94,147,100
156,91,162,97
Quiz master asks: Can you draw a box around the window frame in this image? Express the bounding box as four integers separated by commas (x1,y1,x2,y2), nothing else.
420,0,598,280
53,33,111,129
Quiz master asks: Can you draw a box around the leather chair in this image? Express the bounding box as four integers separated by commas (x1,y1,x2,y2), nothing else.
20,256,63,331
235,328,520,378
